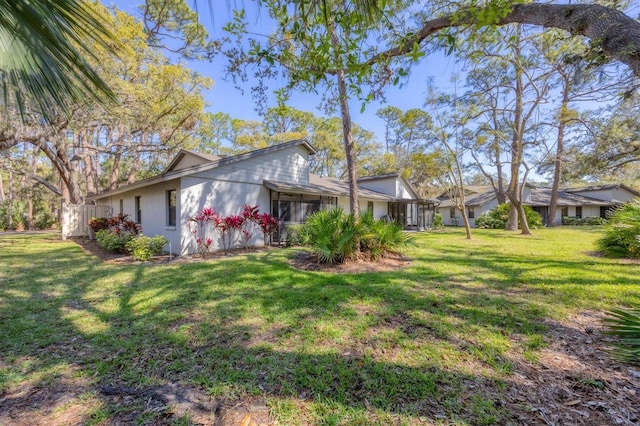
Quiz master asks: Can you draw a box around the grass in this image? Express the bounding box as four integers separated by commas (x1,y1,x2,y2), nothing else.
0,228,638,424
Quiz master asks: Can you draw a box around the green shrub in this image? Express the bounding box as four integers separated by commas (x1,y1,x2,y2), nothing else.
302,208,359,264
96,229,134,253
598,201,640,258
126,235,169,261
604,304,640,365
285,224,310,247
475,203,542,229
34,210,55,229
359,210,415,260
432,212,444,229
562,216,606,226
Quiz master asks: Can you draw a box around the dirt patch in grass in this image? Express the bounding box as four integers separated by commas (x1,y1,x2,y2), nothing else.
1,379,274,425
1,311,637,425
505,311,639,425
289,250,412,273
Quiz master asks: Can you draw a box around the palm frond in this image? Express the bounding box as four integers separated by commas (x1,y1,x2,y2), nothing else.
0,0,118,120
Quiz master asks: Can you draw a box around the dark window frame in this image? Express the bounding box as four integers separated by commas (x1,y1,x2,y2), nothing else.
167,190,177,227
135,196,141,224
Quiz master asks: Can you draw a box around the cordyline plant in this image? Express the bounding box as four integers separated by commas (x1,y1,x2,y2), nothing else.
259,212,278,246
189,205,279,254
220,215,244,253
241,205,260,251
107,213,141,235
188,207,219,257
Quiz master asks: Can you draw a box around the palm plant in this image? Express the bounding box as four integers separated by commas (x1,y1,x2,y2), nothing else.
604,305,640,365
304,208,359,264
0,0,117,119
359,210,415,260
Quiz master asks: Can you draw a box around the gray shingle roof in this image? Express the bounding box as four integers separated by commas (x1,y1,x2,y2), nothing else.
264,174,399,201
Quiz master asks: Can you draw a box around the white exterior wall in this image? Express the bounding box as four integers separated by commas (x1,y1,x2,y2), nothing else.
437,199,499,227
359,178,396,197
335,197,387,219
95,178,180,254
397,180,414,199
180,177,270,254
359,177,416,200
195,145,310,185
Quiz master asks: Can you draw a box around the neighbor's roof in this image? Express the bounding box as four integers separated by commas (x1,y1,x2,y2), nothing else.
566,184,640,198
437,185,622,209
526,187,612,207
436,189,498,208
88,139,316,200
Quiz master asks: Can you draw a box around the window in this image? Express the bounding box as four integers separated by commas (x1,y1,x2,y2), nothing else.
119,199,123,215
575,206,582,218
135,196,141,224
367,201,373,213
561,207,568,218
449,208,456,219
167,190,176,226
467,206,475,219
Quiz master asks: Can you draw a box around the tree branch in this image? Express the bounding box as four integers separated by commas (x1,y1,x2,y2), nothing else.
368,3,640,77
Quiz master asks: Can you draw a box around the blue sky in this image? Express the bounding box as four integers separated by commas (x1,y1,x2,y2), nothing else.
105,0,459,143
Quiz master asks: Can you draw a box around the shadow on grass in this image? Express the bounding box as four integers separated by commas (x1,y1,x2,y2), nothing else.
0,232,637,424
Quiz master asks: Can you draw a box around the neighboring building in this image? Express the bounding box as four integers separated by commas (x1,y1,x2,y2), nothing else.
436,184,640,227
89,140,434,255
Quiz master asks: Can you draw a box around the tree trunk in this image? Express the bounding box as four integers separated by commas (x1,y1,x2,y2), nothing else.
0,161,5,202
8,164,14,230
81,129,98,196
548,77,571,227
28,147,38,229
329,15,359,217
506,27,524,231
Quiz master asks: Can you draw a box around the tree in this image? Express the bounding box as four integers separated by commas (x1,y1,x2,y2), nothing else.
368,3,640,79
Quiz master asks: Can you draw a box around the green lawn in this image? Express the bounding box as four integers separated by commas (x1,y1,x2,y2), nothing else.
0,228,638,425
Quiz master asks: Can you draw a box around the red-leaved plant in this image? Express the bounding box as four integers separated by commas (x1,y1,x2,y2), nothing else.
240,205,260,251
188,207,219,256
221,215,244,252
258,212,278,246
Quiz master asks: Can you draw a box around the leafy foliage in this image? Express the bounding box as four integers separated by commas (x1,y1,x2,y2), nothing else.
358,210,415,260
188,207,219,256
95,229,132,253
605,305,640,365
432,212,444,229
88,217,109,232
300,208,414,263
95,213,142,253
475,203,542,229
125,235,169,261
562,216,607,226
302,208,359,264
598,201,640,258
285,224,310,247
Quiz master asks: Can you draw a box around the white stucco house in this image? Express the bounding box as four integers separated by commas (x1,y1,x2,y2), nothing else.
436,183,640,227
89,139,434,255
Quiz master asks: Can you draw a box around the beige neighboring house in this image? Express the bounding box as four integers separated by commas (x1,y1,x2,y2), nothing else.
436,183,640,227
88,139,434,255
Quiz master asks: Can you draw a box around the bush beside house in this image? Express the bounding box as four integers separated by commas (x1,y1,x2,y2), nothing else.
598,200,640,258
475,204,542,229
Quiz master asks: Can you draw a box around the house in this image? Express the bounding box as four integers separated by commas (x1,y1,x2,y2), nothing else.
436,183,640,227
89,139,434,255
